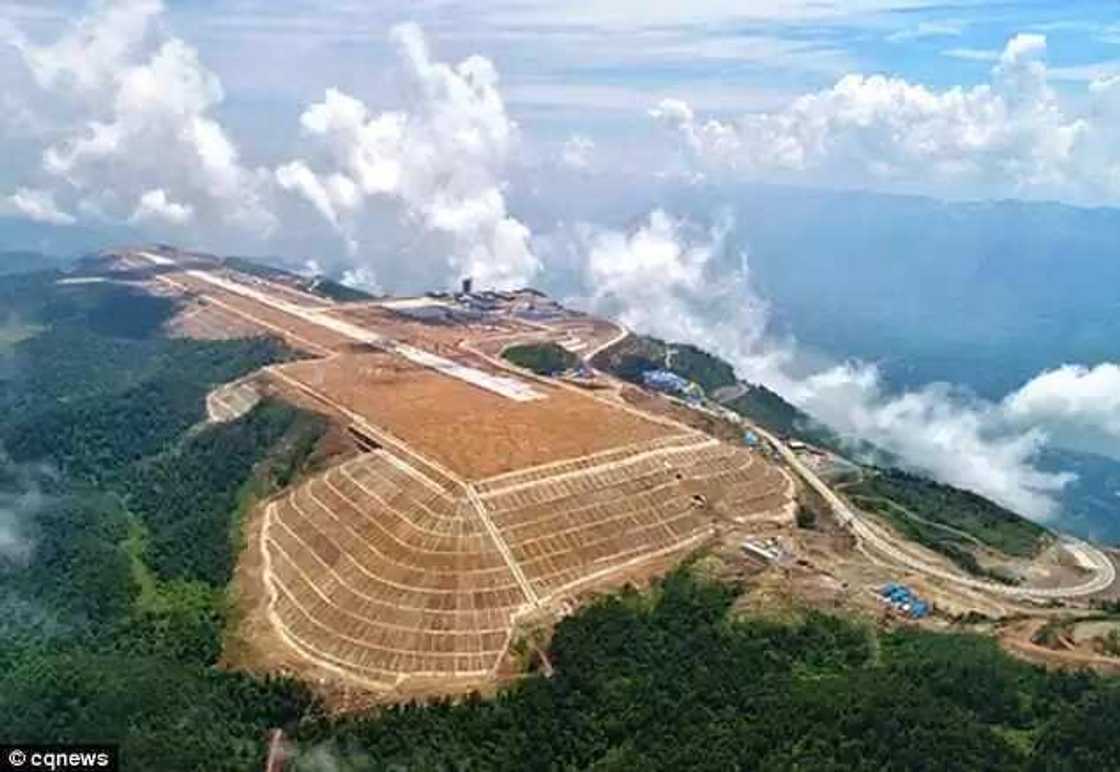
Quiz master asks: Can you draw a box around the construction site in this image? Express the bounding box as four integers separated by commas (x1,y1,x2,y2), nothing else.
95,247,795,700
91,247,1120,702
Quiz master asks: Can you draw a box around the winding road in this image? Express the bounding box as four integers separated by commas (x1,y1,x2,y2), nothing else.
751,424,1117,600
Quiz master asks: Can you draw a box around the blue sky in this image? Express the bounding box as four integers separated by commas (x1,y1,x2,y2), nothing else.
10,1,1120,138
4,1,1120,170
170,1,1120,114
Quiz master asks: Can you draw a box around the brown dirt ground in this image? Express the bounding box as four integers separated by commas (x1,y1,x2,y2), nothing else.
275,351,674,480
997,618,1120,674
619,386,745,443
156,272,350,352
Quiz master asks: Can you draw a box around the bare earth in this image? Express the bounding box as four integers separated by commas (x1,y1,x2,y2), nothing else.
122,245,1120,699
122,247,795,701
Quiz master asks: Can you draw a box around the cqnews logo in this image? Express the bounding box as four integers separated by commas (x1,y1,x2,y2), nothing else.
1,745,117,772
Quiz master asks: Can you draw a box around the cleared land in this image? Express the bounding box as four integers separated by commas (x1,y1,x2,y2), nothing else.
276,351,674,480
166,299,269,341
262,453,525,686
207,380,261,423
261,436,790,690
116,247,796,695
478,438,789,598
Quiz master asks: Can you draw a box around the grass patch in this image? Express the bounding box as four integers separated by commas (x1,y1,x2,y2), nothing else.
503,342,579,375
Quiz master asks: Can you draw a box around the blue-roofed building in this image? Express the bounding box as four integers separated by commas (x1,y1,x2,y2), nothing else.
881,583,931,619
642,369,701,397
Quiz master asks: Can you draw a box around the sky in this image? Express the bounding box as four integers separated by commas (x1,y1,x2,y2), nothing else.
4,0,1120,527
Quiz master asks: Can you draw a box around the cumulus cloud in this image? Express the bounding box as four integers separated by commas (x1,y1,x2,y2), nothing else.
4,4,541,291
276,23,540,290
4,0,274,234
653,33,1120,205
570,209,1075,520
578,209,768,356
1003,363,1120,461
0,187,76,225
5,0,162,94
129,188,193,225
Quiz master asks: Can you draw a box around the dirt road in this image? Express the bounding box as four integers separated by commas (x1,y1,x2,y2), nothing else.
751,424,1116,601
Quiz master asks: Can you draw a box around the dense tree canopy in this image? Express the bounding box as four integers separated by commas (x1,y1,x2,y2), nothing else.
0,273,322,770
290,567,1120,771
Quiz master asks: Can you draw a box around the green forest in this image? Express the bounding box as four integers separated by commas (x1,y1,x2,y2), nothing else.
2,269,1119,771
0,273,323,769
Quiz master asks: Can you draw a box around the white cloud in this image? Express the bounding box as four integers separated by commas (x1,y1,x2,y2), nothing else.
561,134,595,169
5,0,274,234
887,20,964,43
1003,363,1120,461
129,188,193,225
340,266,380,294
578,209,767,352
941,47,1000,62
791,367,1073,520
0,187,76,225
5,0,162,94
276,22,540,290
654,33,1120,206
0,487,42,567
0,454,53,568
570,209,1075,521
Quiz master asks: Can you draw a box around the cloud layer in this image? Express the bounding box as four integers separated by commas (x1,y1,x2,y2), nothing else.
569,210,1077,520
653,34,1120,205
1003,363,1120,462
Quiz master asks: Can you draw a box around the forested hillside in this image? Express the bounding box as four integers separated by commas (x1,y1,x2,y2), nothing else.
0,273,323,769
593,332,863,457
291,565,1120,771
849,468,1049,560
591,334,737,393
